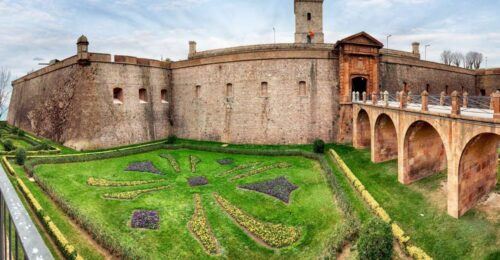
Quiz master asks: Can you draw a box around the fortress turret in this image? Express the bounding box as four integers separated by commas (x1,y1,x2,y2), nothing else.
77,35,90,64
294,0,324,44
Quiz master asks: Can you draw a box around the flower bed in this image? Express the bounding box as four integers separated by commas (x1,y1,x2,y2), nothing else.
103,185,169,200
188,194,219,255
231,162,291,181
190,155,201,173
131,210,160,230
125,161,163,175
217,158,233,165
188,176,208,187
213,193,301,248
87,177,164,187
239,176,298,203
160,154,181,173
221,162,261,176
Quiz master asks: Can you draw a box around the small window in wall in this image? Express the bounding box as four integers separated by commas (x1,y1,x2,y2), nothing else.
461,86,465,93
195,85,201,98
445,85,449,94
403,82,408,92
307,35,312,44
480,89,486,96
226,83,233,97
307,13,312,21
139,88,148,103
426,84,430,92
113,88,123,104
161,89,168,103
261,82,268,97
299,81,307,96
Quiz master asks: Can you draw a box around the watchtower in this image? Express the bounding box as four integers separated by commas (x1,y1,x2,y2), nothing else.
294,0,324,44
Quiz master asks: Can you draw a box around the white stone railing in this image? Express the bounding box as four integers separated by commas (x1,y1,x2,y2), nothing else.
352,90,500,120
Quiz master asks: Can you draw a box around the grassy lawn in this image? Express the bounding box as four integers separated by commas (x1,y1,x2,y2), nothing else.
32,148,343,259
333,144,500,260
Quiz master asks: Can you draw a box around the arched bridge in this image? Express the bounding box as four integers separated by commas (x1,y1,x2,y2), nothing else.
352,90,500,218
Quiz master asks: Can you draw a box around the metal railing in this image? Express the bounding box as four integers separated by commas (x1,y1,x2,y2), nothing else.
0,167,53,260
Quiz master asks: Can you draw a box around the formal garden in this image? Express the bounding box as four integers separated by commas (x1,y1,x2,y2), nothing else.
2,132,498,259
6,140,362,259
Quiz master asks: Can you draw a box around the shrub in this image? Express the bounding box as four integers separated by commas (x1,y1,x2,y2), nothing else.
190,155,201,172
188,176,208,187
103,185,169,200
239,176,298,203
87,177,164,187
17,129,25,137
220,162,261,176
166,135,177,144
125,161,163,175
231,162,291,181
3,139,15,151
160,154,181,173
15,148,27,165
357,218,393,260
214,193,301,248
313,139,325,154
131,210,160,230
189,194,219,254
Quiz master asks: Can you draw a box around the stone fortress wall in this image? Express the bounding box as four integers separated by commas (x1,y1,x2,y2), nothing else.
8,50,172,150
7,0,499,149
171,44,339,144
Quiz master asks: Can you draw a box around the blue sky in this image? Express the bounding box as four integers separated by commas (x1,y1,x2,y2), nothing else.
0,0,499,82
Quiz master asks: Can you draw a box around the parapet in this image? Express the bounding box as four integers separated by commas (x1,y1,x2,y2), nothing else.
12,53,170,86
188,43,335,60
380,48,420,60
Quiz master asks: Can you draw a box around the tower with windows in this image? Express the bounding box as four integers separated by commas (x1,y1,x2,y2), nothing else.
294,0,324,44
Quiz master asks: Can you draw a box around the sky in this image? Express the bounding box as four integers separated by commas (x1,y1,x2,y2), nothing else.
0,0,499,82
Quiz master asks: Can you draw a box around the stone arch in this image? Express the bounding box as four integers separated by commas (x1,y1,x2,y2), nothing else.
354,109,371,149
402,121,447,184
373,113,397,162
457,133,499,216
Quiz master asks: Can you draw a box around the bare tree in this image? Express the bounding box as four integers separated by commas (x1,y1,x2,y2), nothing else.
473,52,483,69
441,50,452,65
451,52,464,67
0,68,11,119
465,52,475,69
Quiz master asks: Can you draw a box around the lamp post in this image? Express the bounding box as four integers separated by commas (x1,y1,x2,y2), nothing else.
424,44,431,60
386,34,392,49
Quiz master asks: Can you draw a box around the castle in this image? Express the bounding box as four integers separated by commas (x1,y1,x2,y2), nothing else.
7,0,500,150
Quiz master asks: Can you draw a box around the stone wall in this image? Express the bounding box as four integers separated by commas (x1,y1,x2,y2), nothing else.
380,55,477,95
476,68,500,95
171,55,338,144
8,56,171,150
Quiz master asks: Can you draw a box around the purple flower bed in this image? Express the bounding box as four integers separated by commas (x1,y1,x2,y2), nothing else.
131,210,160,230
126,161,163,175
188,176,209,187
239,176,298,203
217,158,233,165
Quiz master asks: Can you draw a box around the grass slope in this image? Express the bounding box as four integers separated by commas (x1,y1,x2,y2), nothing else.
33,149,342,259
333,144,499,260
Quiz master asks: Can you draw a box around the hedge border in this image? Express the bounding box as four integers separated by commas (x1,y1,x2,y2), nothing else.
1,157,82,260
18,142,361,259
0,123,61,155
329,148,433,260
